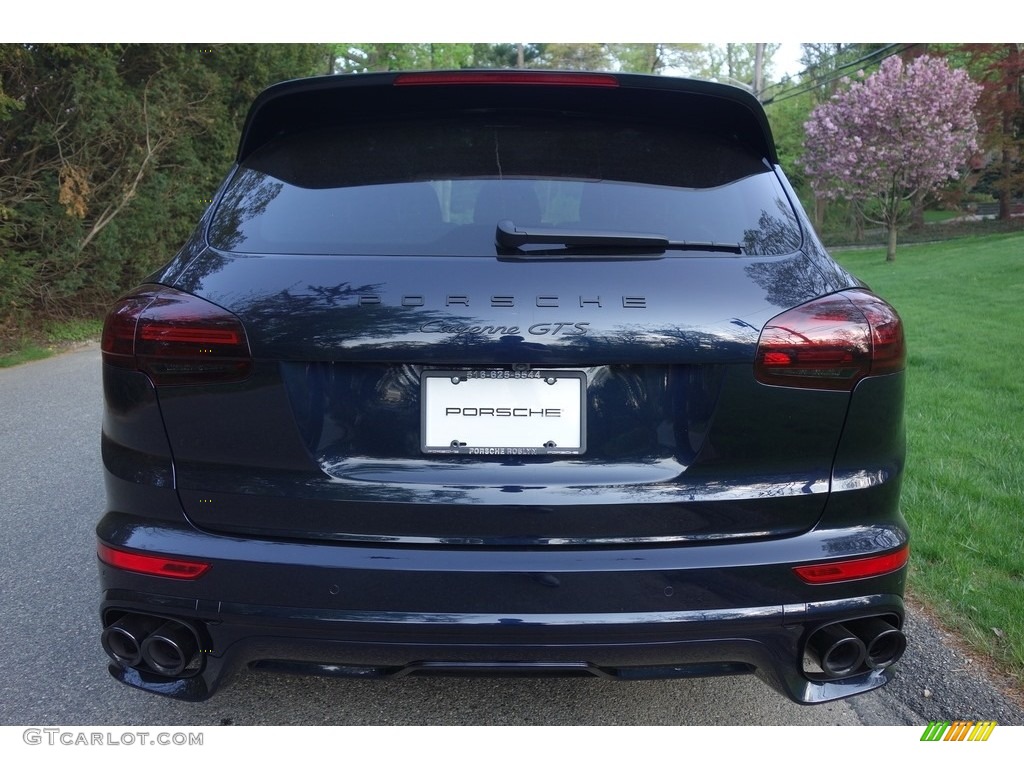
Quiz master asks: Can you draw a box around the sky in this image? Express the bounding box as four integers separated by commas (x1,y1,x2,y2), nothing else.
774,43,805,80
3,2,1009,46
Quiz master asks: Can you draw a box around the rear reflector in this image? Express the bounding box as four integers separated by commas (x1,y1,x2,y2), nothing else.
794,546,909,584
102,285,252,386
394,71,619,88
98,543,210,580
755,289,905,391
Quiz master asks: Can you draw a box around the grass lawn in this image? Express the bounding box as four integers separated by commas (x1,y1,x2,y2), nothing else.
0,318,103,368
922,209,963,224
833,232,1024,683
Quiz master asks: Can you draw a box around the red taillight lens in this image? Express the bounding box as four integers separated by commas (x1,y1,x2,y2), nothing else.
102,285,252,386
754,290,905,391
393,71,619,87
855,290,906,376
793,546,909,584
97,542,210,580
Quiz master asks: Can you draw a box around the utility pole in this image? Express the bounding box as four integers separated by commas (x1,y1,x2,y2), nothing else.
753,43,765,100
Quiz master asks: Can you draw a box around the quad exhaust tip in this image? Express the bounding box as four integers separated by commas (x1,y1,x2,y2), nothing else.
101,614,165,668
141,621,200,676
805,616,905,679
850,616,907,670
101,613,202,678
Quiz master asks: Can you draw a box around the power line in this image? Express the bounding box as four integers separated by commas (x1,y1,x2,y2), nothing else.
763,44,914,105
783,43,900,85
775,44,904,94
764,44,907,104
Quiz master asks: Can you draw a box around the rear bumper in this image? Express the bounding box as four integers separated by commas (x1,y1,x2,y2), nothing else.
103,593,902,704
97,509,907,704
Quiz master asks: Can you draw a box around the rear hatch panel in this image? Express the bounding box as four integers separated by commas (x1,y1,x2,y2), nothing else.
153,72,856,547
160,251,850,546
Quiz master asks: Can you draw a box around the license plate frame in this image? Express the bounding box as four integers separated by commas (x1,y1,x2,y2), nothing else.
421,370,586,456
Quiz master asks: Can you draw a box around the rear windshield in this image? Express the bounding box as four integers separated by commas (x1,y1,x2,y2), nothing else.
209,113,802,256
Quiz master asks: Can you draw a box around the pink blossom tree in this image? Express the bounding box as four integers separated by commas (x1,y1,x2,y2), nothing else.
802,55,982,262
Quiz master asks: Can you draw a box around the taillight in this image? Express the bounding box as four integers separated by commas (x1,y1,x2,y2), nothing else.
393,71,619,88
102,285,252,386
793,546,909,584
97,542,211,579
754,289,905,391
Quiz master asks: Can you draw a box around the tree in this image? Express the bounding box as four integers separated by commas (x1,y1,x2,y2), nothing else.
689,44,779,93
797,44,895,97
767,44,897,231
960,44,1024,220
537,44,611,71
802,55,982,262
470,43,546,69
765,87,817,195
0,44,329,339
334,44,474,73
607,44,703,75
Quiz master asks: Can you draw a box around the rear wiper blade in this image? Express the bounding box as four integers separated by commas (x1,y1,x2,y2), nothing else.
496,219,668,249
495,220,742,255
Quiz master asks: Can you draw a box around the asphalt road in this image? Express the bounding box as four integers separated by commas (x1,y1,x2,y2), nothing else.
1,343,1021,726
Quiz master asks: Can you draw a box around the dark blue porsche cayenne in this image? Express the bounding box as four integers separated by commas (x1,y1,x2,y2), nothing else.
97,70,908,703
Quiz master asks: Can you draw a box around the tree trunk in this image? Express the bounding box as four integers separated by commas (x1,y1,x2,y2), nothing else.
753,43,764,98
909,189,925,232
998,50,1018,220
646,44,659,74
852,201,865,242
999,145,1012,220
886,223,898,262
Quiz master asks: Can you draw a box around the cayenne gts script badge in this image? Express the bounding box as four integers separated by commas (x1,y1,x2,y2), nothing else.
418,321,590,337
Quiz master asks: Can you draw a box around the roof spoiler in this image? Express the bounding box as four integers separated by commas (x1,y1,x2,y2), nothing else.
237,71,778,166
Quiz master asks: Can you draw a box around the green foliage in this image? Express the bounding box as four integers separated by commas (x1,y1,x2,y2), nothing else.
334,44,475,73
332,43,760,78
476,44,549,69
959,45,1024,219
765,88,816,196
0,316,103,366
0,78,22,120
606,44,705,75
794,43,890,96
0,345,51,368
537,43,612,71
43,317,103,343
0,44,331,337
696,43,780,86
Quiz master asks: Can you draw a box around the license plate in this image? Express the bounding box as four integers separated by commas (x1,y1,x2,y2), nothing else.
421,370,586,456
